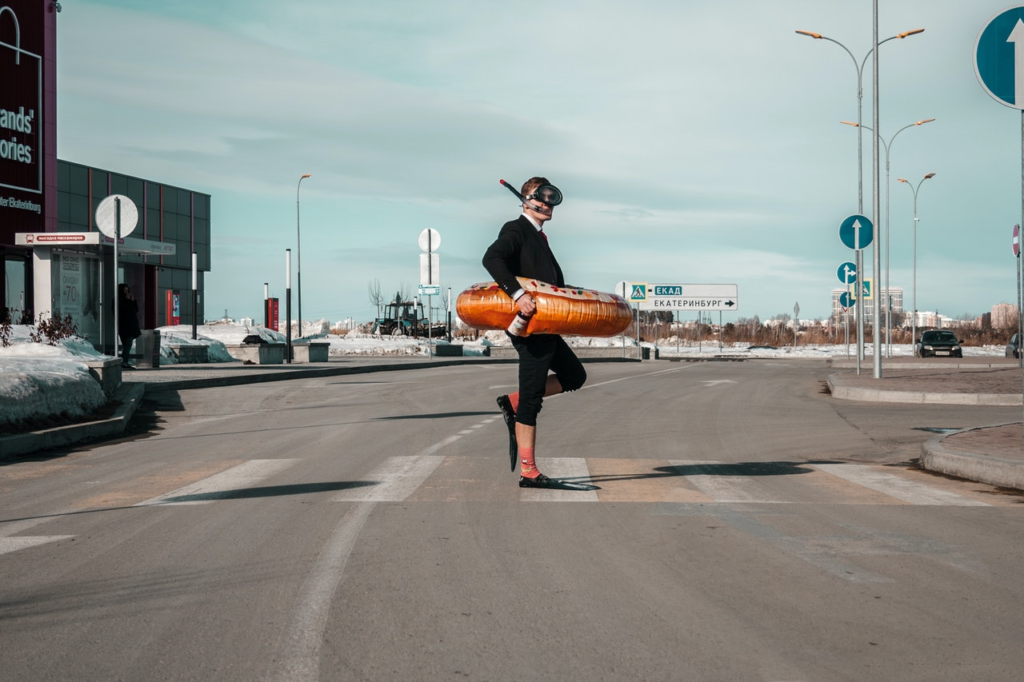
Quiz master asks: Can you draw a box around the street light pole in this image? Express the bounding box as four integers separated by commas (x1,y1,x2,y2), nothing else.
842,118,935,357
796,27,923,369
898,173,936,354
296,173,311,340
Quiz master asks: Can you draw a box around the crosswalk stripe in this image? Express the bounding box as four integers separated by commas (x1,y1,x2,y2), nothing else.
586,458,712,503
813,464,989,507
134,459,300,506
332,456,445,502
669,460,789,504
0,535,76,557
521,458,599,502
116,455,1004,509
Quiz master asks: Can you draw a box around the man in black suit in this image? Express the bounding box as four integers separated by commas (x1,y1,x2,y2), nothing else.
483,177,587,488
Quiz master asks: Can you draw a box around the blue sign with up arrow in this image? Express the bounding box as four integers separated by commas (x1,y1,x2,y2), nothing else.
975,6,1024,109
839,215,873,250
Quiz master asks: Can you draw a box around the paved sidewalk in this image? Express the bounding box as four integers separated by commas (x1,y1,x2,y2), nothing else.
828,357,1024,491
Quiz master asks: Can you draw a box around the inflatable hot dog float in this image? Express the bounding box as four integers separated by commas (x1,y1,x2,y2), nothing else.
456,278,632,337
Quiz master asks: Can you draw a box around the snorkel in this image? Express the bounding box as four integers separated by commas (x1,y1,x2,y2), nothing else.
500,179,563,216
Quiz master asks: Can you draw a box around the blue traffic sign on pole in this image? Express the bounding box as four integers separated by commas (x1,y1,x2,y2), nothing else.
836,261,857,285
839,291,854,308
839,214,873,250
975,6,1024,109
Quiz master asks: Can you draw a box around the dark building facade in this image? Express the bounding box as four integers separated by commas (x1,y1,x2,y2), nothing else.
1,2,210,352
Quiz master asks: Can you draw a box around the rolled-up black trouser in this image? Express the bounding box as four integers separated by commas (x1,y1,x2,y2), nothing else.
509,333,586,427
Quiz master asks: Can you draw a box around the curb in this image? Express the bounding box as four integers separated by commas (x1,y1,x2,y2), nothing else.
0,383,146,462
829,361,1016,370
921,424,1024,491
826,374,1022,406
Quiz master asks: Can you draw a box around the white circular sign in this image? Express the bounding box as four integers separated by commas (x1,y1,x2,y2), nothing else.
95,194,139,239
615,280,631,300
418,228,440,253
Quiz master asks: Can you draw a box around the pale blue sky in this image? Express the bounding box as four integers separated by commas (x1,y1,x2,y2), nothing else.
54,1,1024,324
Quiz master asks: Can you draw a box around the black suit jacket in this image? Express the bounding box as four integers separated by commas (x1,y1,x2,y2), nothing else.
482,215,565,300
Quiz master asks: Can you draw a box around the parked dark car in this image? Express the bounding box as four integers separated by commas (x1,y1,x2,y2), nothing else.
1007,333,1020,358
915,329,962,358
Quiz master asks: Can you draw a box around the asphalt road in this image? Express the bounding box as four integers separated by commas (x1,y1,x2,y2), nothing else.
1,360,1022,681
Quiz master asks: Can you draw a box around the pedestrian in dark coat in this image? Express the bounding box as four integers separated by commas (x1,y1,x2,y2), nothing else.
117,283,141,368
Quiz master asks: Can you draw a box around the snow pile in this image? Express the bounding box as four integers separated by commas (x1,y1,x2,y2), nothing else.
156,324,288,364
327,330,426,356
0,326,107,428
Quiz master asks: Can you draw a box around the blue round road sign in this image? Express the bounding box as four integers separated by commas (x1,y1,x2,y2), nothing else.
975,6,1024,110
839,291,854,308
836,261,857,285
839,215,873,250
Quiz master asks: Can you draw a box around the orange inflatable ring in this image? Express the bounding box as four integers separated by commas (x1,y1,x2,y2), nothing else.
456,278,632,337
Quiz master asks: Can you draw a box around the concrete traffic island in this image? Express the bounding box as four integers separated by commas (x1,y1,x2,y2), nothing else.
923,423,1024,492
828,358,1024,491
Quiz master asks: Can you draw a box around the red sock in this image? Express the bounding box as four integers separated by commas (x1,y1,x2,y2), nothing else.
509,392,519,413
520,447,539,478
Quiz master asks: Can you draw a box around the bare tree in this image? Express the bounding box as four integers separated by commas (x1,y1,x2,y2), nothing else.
368,278,385,321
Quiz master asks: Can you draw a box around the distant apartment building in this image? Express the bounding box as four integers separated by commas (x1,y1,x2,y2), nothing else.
991,303,1018,329
830,286,904,325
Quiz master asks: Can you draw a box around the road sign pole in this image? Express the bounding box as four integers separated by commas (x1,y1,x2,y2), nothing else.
845,306,850,358
113,198,120,361
871,0,882,379
1017,225,1022,370
856,246,863,375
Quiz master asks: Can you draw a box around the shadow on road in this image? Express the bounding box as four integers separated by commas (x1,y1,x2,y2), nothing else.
559,460,834,485
375,411,496,420
164,481,377,503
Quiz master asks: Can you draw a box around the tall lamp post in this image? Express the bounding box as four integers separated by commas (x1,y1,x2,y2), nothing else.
796,27,923,367
842,118,935,357
897,172,936,354
296,173,311,340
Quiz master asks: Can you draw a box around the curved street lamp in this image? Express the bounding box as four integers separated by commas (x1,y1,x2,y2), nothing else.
842,118,935,356
796,28,923,214
297,173,311,339
796,27,923,371
897,172,936,353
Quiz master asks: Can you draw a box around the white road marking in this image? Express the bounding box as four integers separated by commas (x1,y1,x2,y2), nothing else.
0,517,74,557
670,460,788,504
0,535,76,557
419,435,461,456
265,501,374,682
572,366,687,394
269,434,462,677
521,457,599,502
814,464,989,507
457,430,475,435
332,456,445,502
135,459,300,507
